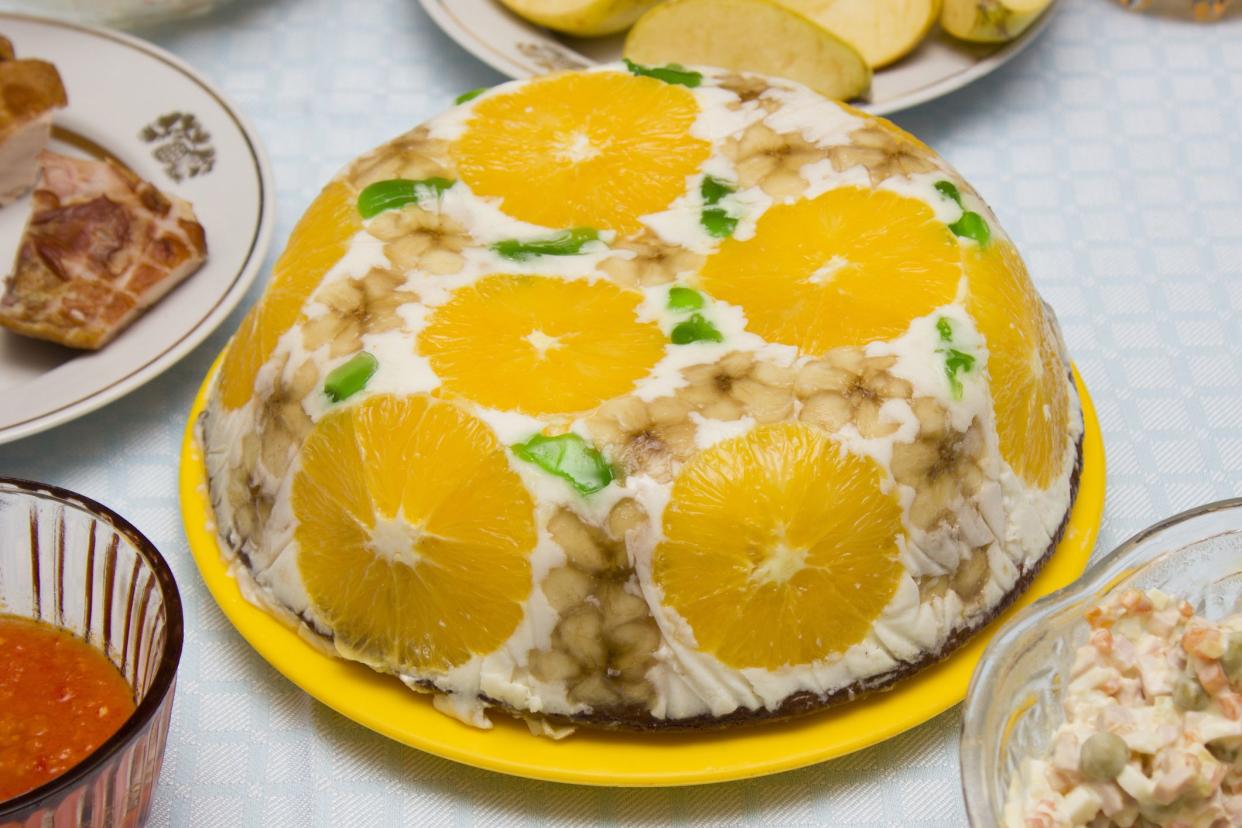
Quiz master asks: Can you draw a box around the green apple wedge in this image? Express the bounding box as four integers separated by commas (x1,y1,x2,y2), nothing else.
776,0,941,69
625,0,871,101
940,0,1055,43
497,0,665,37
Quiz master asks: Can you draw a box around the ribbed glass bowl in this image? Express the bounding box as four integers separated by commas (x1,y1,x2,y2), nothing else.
0,478,183,828
961,498,1242,825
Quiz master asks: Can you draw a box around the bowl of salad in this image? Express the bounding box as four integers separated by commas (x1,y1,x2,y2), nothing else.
962,498,1242,827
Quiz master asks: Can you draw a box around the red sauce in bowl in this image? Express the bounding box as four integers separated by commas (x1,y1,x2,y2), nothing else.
0,615,136,802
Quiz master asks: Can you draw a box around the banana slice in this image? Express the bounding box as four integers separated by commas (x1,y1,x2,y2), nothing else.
496,0,664,37
777,0,941,69
940,0,1055,43
624,0,871,102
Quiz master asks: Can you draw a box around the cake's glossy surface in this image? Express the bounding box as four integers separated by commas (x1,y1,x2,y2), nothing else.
201,64,1082,731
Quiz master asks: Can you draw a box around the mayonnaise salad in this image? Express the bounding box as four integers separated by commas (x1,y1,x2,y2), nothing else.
1006,589,1242,827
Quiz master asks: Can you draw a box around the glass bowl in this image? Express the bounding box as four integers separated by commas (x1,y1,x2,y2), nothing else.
0,478,183,828
960,498,1242,825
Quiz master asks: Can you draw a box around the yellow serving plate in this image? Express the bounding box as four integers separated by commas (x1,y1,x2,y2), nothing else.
179,360,1105,787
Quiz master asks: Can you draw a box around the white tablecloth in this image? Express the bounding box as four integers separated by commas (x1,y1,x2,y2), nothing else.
2,0,1241,823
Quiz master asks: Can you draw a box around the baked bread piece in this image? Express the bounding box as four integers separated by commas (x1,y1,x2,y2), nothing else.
201,65,1084,733
0,35,67,206
0,151,207,349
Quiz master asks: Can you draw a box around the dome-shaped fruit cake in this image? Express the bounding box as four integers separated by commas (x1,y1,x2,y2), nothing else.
201,64,1083,732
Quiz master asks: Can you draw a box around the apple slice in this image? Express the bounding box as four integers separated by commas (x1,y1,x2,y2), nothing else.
624,0,871,101
940,0,1054,43
496,0,664,37
776,0,941,69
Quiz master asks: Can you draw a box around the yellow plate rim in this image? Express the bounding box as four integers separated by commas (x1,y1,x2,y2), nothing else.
179,361,1105,787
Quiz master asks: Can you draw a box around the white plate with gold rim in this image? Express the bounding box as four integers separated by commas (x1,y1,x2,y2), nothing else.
0,13,273,445
418,0,1059,116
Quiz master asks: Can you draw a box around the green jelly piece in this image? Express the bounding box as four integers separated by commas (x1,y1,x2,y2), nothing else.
671,313,724,345
700,175,734,206
701,207,738,239
950,211,991,246
357,178,454,218
623,58,702,88
943,348,975,400
512,433,615,495
492,227,600,262
700,172,739,237
324,352,379,403
667,286,704,311
455,87,487,104
936,317,954,342
934,180,963,207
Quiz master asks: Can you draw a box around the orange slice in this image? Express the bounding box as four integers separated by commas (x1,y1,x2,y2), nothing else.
293,394,536,673
699,186,961,355
419,275,666,415
654,422,905,670
218,180,361,409
451,71,710,234
966,240,1070,488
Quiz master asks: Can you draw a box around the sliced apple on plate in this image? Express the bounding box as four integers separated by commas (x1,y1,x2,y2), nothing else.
496,0,664,36
940,0,1055,43
625,0,871,101
777,0,941,69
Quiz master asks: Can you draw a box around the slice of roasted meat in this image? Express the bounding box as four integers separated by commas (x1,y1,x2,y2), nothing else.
0,151,208,349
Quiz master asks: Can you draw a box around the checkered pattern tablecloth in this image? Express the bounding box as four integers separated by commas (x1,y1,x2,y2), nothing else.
2,0,1241,823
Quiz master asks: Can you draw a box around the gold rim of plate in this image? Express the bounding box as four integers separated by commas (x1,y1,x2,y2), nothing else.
178,356,1106,787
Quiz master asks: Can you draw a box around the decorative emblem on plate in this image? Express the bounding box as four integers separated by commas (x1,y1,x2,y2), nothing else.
515,42,587,73
139,111,215,182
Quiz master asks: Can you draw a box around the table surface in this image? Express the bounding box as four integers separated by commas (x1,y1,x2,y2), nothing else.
2,0,1240,824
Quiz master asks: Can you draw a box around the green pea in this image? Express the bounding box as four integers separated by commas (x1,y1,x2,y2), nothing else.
1079,732,1129,781
1222,636,1242,684
1140,802,1184,825
1173,675,1209,711
323,352,378,403
1209,741,1238,764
